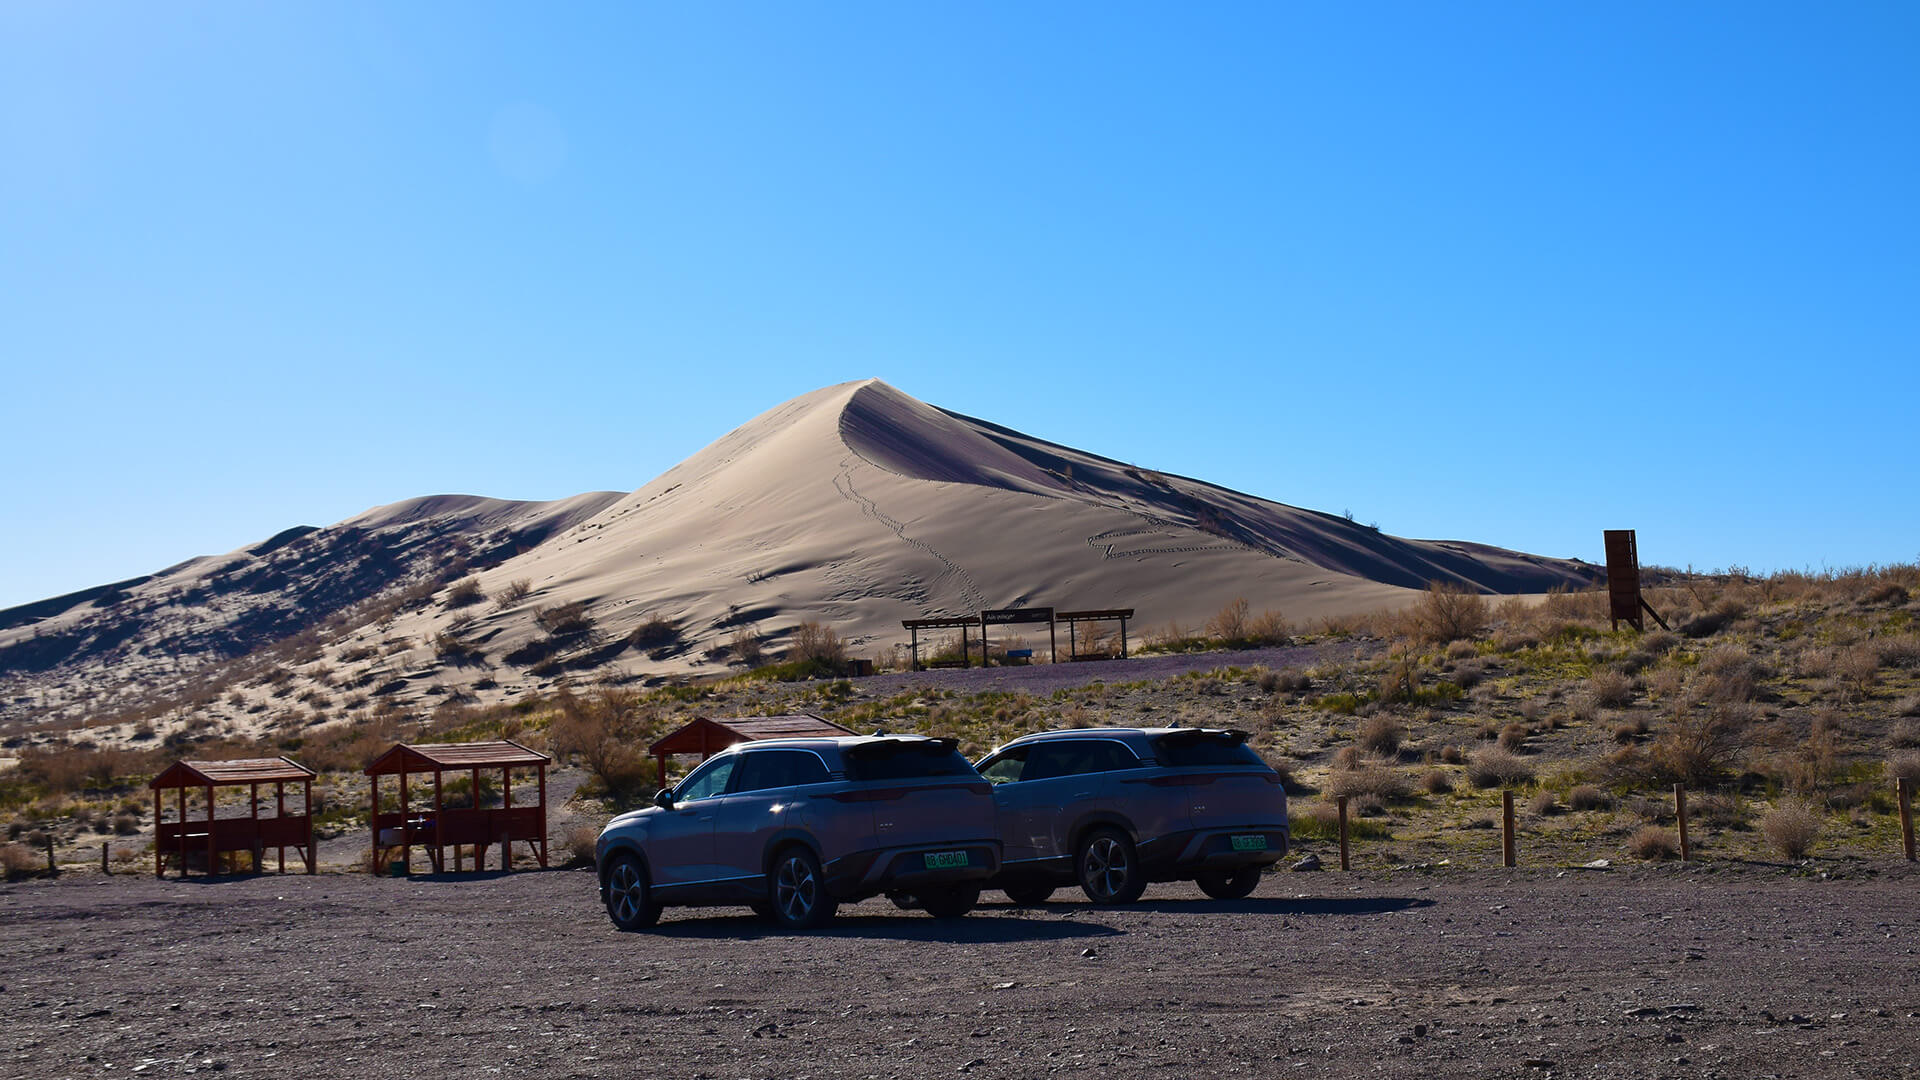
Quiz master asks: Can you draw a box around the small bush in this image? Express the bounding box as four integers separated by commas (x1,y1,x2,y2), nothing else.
730,626,765,667
1627,826,1680,861
1289,799,1392,841
1529,790,1562,816
1649,703,1752,787
1466,747,1535,788
1497,723,1529,751
1587,669,1635,709
1407,583,1491,644
1761,800,1822,860
1,842,41,880
1420,769,1453,795
536,601,595,639
444,578,485,608
1326,764,1410,802
497,578,534,607
1358,717,1403,758
1206,598,1250,643
1439,744,1465,765
1680,600,1745,638
1887,752,1920,785
1611,716,1650,744
561,824,602,869
112,813,140,836
1567,785,1610,811
1445,639,1478,660
789,620,848,671
627,614,681,651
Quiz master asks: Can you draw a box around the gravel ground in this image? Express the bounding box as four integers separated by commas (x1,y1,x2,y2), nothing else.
5,862,1917,1079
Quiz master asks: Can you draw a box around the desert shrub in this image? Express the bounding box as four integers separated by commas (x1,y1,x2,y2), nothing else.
627,614,681,651
1645,666,1687,702
1358,717,1403,757
1420,769,1454,795
1466,747,1535,788
561,823,602,869
1587,669,1636,709
1289,799,1392,841
1695,644,1764,703
433,633,485,665
1567,784,1610,811
1326,764,1410,802
1611,716,1650,743
1833,644,1880,701
497,579,534,607
444,578,485,608
1376,654,1421,704
1206,598,1250,643
1445,639,1478,660
729,626,765,667
1887,752,1920,785
1,842,41,880
789,620,848,671
536,601,595,639
1691,792,1748,830
112,812,140,836
1331,746,1364,771
1439,744,1465,765
1627,827,1680,861
1529,790,1562,816
1680,600,1746,638
548,688,657,807
1649,703,1752,787
1246,608,1291,645
1450,659,1486,690
1640,630,1680,656
1879,634,1920,669
1491,628,1539,653
1497,723,1529,752
1406,583,1491,644
1761,800,1823,859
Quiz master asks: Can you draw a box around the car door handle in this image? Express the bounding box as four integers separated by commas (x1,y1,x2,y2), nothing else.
1073,792,1094,799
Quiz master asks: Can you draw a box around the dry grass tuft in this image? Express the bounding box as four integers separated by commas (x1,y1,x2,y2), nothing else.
1406,583,1491,644
1466,747,1535,788
1627,826,1680,861
1761,800,1823,860
1567,784,1610,812
1326,763,1410,802
1887,752,1920,785
1497,723,1529,752
1587,669,1635,709
1529,790,1562,816
1420,769,1454,795
1358,717,1404,757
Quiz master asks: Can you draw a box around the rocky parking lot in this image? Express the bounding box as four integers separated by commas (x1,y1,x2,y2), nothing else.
3,863,1917,1079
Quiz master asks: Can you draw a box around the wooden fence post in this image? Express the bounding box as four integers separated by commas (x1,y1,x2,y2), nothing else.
1501,790,1516,868
1900,777,1915,863
102,842,110,875
1336,795,1351,871
44,835,57,877
1674,783,1691,862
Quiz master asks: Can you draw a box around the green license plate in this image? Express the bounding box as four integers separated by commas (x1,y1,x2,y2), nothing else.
924,850,969,870
1230,835,1267,852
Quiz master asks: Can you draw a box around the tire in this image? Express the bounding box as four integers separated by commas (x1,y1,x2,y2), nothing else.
767,846,838,930
1195,866,1261,900
749,900,775,920
1076,827,1147,905
919,883,981,919
603,853,661,930
1002,880,1056,906
888,891,919,910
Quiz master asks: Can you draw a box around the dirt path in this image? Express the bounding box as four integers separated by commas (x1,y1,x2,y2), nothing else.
4,863,1917,1078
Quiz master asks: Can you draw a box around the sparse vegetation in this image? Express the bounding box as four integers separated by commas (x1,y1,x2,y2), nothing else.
1761,800,1823,860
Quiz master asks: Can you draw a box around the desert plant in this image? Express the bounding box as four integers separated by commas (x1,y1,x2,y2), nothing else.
1445,639,1478,661
1326,764,1410,802
1465,746,1535,788
1406,582,1491,644
1205,598,1250,643
1497,723,1529,751
1529,790,1562,816
1626,826,1680,861
561,823,602,869
1587,669,1635,709
1567,784,1610,811
1420,769,1454,795
729,626,765,667
497,578,534,607
1887,752,1920,785
1761,799,1823,859
1649,703,1752,787
2,842,42,879
1439,744,1465,765
536,601,595,639
1357,717,1403,758
627,614,681,652
789,620,848,672
444,578,485,608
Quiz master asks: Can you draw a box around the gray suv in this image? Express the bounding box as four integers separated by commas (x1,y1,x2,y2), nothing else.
596,735,1001,930
975,727,1288,905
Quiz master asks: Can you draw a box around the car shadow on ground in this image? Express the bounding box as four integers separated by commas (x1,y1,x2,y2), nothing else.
647,911,1127,942
983,896,1437,917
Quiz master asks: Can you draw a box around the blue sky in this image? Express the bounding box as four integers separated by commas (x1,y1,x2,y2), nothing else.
3,3,1916,611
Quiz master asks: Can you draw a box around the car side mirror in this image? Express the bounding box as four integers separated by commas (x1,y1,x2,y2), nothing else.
652,788,675,810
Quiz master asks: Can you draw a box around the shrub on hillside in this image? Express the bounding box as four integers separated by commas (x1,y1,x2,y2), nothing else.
790,620,849,671
1466,747,1535,788
444,578,485,608
1587,669,1635,709
1626,827,1680,861
536,601,595,639
1762,800,1822,860
1326,763,1410,802
1406,583,1490,644
1357,717,1403,758
1567,785,1610,812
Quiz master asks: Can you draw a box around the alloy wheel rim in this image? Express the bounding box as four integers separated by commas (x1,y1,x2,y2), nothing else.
776,857,816,920
1086,837,1129,900
610,863,642,922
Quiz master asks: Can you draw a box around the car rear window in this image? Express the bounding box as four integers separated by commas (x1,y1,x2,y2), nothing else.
1153,731,1266,768
844,740,979,782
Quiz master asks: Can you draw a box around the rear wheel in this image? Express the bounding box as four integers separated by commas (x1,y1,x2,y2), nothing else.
1076,828,1146,905
767,847,838,930
919,883,981,919
1002,880,1056,906
604,854,660,930
1195,866,1261,900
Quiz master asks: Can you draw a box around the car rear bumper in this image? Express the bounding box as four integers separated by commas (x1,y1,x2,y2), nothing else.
825,841,1001,898
1139,826,1289,873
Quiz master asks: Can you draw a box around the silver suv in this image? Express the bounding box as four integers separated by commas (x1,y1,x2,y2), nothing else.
596,735,1001,930
975,727,1288,905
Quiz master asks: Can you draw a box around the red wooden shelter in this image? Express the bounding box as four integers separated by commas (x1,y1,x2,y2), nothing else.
148,757,316,878
365,740,551,874
647,714,856,786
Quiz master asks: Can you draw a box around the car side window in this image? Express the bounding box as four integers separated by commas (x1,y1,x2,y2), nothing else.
979,748,1028,784
1020,742,1082,782
736,750,829,793
1083,740,1140,773
676,757,737,802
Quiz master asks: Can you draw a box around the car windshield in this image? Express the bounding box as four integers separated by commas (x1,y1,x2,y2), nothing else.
844,740,978,782
1153,731,1266,768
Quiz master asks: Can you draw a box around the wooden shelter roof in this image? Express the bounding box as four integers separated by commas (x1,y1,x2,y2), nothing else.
902,616,983,630
1057,608,1136,620
649,714,856,756
363,739,550,775
150,757,315,789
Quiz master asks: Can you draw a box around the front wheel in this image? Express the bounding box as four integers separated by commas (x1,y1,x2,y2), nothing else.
604,854,660,930
1076,828,1147,905
919,883,981,919
1195,866,1261,900
767,847,838,930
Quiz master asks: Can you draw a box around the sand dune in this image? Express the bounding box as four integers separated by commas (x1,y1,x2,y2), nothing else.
1,379,1597,732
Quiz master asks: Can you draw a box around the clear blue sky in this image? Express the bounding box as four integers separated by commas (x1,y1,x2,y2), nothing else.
3,3,1916,611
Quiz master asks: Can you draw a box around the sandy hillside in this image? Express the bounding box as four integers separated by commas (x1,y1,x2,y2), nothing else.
1,379,1598,736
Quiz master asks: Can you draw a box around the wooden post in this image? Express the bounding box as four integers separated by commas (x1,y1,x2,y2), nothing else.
154,789,163,878
177,787,186,877
1120,616,1129,659
1674,783,1691,862
368,773,379,876
275,780,286,874
434,769,445,875
102,842,109,875
499,831,511,873
537,764,549,868
45,834,56,877
1049,617,1057,665
249,781,260,875
1900,777,1916,863
1336,795,1351,871
398,769,409,873
1502,790,1516,868
205,784,216,876
304,778,315,874
960,624,971,668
